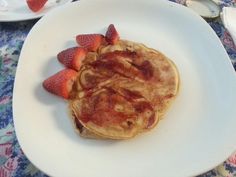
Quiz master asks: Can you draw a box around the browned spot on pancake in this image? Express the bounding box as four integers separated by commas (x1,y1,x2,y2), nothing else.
81,72,99,89
134,101,153,113
91,50,156,81
139,60,154,80
100,50,139,60
164,93,174,99
146,113,156,129
162,65,171,72
91,58,125,71
69,81,78,100
91,52,142,80
120,88,143,101
79,89,138,127
74,115,84,133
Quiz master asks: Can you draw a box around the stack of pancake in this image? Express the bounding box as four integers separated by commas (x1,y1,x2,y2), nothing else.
69,39,180,139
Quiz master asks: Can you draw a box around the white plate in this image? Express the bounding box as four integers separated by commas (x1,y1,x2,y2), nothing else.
0,0,73,21
13,0,236,177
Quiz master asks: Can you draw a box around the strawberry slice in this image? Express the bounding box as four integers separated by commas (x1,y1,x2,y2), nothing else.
26,0,48,12
105,24,120,44
43,69,77,99
76,34,104,52
57,47,87,71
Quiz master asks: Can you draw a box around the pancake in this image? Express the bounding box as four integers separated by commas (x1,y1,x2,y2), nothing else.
70,88,157,139
69,39,179,139
99,40,180,117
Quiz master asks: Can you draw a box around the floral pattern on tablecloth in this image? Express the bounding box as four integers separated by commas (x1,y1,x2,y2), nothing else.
0,21,48,177
0,1,236,177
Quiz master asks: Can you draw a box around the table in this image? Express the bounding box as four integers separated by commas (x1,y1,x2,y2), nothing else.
0,1,236,177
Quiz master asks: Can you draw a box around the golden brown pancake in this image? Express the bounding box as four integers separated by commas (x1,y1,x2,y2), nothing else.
98,40,180,117
70,88,157,139
69,39,179,139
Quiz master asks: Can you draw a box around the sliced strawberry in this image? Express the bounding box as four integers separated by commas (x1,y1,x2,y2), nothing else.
105,24,120,44
76,34,104,52
57,47,87,71
43,69,77,99
26,0,48,12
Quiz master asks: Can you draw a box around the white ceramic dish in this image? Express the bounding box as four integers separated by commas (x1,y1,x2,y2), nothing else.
13,0,236,177
0,0,73,22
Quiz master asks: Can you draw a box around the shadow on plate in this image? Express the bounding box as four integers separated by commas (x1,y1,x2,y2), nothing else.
64,40,77,48
34,82,62,105
41,55,62,78
34,82,118,147
52,101,120,147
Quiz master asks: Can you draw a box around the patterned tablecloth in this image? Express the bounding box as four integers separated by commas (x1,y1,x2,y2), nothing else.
0,0,236,177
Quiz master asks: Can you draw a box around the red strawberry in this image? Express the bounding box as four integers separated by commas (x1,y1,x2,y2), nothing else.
57,47,87,71
105,24,120,44
43,69,77,99
76,34,104,52
26,0,48,12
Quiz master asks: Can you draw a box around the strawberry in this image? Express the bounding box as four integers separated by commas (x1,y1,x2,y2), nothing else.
57,47,87,71
105,24,120,44
26,0,48,12
76,34,104,52
43,69,77,99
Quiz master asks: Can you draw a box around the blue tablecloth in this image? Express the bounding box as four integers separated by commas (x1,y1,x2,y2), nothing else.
0,1,236,177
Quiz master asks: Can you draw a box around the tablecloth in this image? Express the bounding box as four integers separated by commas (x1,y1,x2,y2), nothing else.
0,1,236,177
